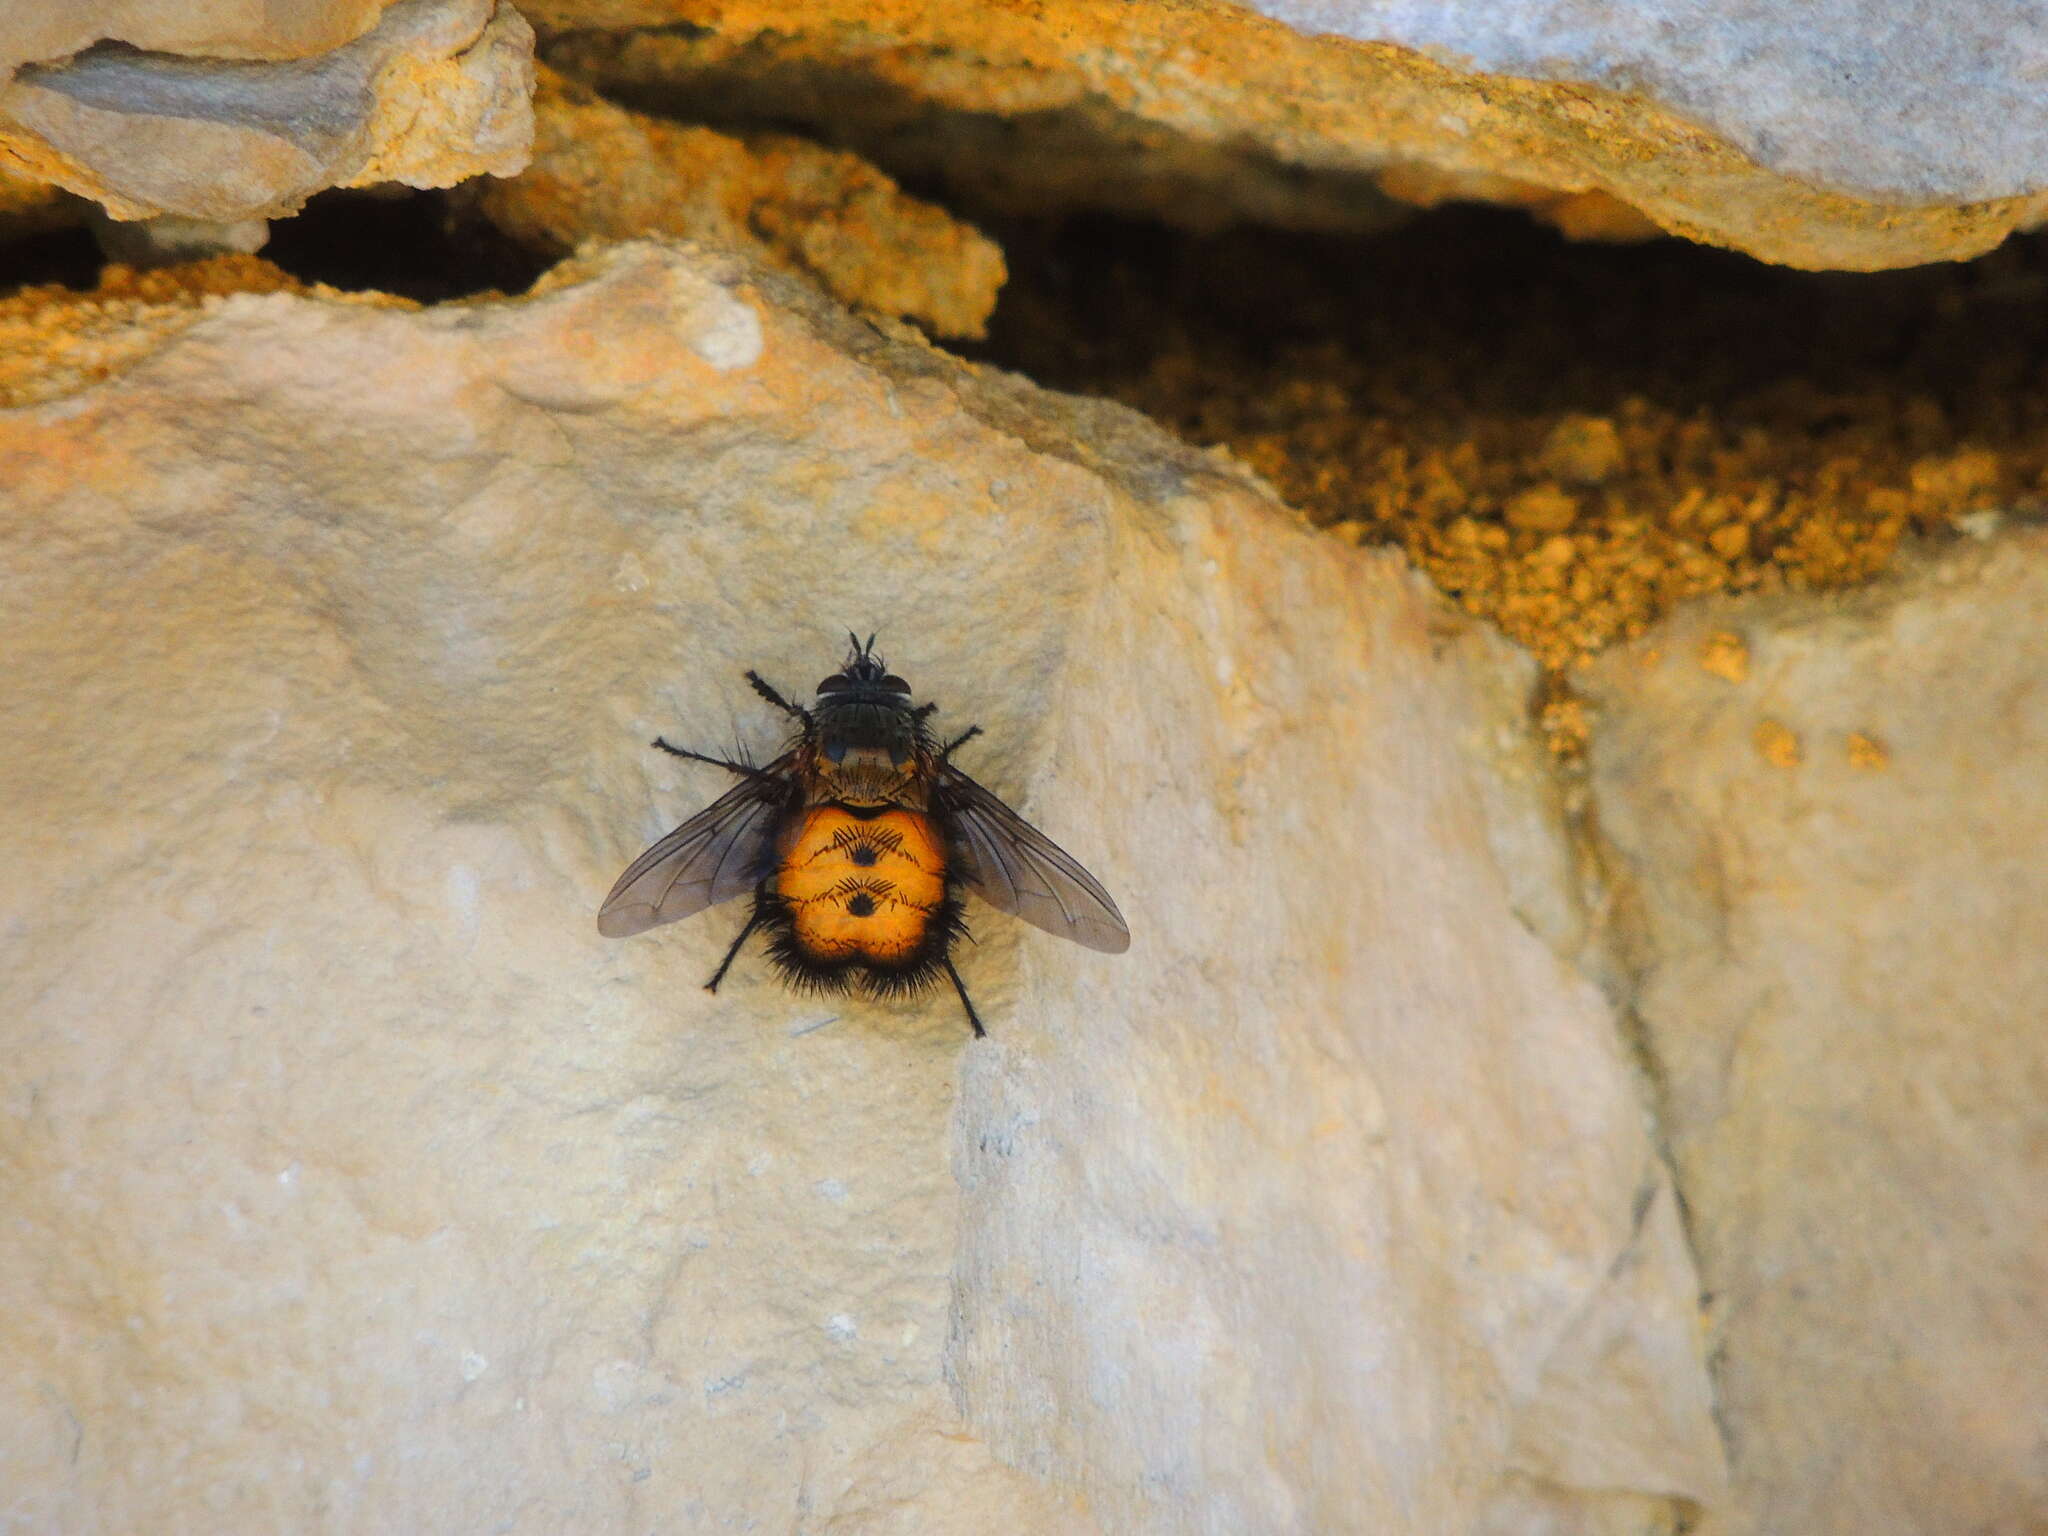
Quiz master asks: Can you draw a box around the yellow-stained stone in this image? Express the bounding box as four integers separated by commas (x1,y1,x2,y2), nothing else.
540,0,2048,270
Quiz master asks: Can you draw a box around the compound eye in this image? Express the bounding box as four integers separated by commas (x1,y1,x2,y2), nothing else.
817,675,850,693
881,674,911,693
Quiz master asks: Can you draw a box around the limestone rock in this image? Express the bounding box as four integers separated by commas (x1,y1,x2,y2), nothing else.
0,241,1719,1529
535,0,2048,269
0,2,395,77
1373,163,1665,246
0,257,333,412
1262,0,2047,207
477,67,1004,339
0,0,534,223
1583,528,2048,1535
87,211,272,266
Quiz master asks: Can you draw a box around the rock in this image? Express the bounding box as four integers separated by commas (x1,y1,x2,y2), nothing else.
1376,164,1665,245
0,3,394,76
477,66,1005,338
1260,0,2044,208
0,0,534,223
0,256,327,411
0,158,74,236
535,0,2048,269
0,241,1719,1530
1583,531,2048,1535
87,209,271,266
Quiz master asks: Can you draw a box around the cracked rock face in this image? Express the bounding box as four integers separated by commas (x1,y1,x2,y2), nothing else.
0,242,1719,1531
1583,531,2048,1536
0,0,534,223
535,0,2048,270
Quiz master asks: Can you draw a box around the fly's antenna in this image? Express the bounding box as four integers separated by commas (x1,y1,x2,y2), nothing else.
842,629,888,682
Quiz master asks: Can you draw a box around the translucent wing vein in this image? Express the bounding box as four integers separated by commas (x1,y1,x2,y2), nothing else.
940,766,1129,953
596,755,792,938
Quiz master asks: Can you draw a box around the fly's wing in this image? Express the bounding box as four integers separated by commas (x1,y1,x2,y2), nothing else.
596,756,793,938
939,766,1130,953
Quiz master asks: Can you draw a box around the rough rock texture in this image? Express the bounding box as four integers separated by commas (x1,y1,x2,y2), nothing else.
477,67,1005,339
0,241,1719,1530
1583,529,2048,1536
534,0,2048,270
0,257,337,410
0,3,396,76
0,0,534,223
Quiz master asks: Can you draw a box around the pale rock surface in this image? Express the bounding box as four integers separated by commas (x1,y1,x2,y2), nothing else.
1582,529,2048,1536
0,1,395,77
0,241,1719,1531
1261,0,2048,206
535,0,2046,269
0,0,533,223
88,211,272,266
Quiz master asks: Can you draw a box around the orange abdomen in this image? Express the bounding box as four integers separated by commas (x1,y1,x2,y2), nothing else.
773,807,948,967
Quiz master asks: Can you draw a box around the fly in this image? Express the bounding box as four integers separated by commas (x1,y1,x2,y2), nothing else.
598,634,1129,1036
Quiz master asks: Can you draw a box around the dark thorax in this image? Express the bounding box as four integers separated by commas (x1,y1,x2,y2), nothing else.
806,689,932,809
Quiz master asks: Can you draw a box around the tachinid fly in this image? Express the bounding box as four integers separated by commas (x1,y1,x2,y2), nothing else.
597,635,1129,1036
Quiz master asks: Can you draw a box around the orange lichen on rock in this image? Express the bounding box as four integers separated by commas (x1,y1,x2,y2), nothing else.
478,66,1005,338
1699,631,1749,684
1538,690,1592,758
0,256,416,407
0,257,301,407
1752,718,1802,768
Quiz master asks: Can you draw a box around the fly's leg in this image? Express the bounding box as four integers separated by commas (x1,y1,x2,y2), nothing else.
745,671,811,727
705,909,766,993
942,956,987,1038
939,725,983,763
652,738,779,783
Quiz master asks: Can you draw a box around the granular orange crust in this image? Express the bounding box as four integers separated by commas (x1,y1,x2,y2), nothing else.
981,212,2046,760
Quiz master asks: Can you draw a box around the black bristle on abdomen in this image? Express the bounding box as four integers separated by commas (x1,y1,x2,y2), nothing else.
754,887,972,1004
